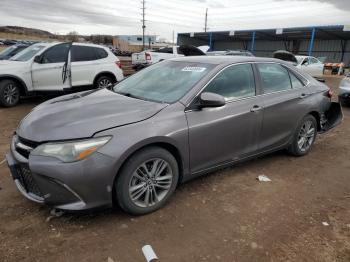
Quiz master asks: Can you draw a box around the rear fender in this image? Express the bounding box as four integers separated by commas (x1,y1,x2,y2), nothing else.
319,102,343,133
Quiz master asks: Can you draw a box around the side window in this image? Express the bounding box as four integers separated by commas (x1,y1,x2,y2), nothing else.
257,63,292,93
204,64,256,100
176,47,184,55
71,46,97,62
41,43,70,64
289,72,305,89
302,58,309,65
309,57,319,64
95,48,108,59
155,47,173,54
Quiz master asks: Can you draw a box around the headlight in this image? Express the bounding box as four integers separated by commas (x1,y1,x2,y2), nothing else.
32,136,111,162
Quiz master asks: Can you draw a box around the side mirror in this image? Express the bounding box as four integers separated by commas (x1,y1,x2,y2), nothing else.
199,92,225,108
33,55,41,63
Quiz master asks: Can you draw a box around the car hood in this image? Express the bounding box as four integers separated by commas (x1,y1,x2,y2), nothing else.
17,89,168,142
0,60,28,71
0,60,23,65
179,45,207,56
273,50,298,65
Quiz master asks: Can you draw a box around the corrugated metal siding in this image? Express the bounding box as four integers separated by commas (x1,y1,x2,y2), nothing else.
177,35,208,46
178,34,349,64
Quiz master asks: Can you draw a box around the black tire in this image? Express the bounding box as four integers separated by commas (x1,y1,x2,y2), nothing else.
115,147,179,215
0,79,20,107
339,97,350,107
288,114,317,156
94,75,115,89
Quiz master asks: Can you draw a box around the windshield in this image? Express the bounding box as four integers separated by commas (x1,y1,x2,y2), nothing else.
0,46,17,57
295,56,305,64
10,44,46,61
113,60,215,103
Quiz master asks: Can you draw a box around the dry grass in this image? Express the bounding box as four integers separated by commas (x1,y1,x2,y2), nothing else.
0,32,57,42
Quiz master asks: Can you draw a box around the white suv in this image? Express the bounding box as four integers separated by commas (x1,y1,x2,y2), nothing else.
0,42,124,107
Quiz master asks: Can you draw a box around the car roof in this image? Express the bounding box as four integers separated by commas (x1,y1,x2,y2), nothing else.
295,55,313,59
30,42,107,49
72,42,107,48
170,55,282,65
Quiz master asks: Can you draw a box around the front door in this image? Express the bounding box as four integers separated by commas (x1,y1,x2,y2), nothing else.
31,43,71,91
186,63,264,174
300,57,323,77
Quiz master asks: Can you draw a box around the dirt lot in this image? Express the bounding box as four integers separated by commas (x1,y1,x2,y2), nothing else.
0,76,349,262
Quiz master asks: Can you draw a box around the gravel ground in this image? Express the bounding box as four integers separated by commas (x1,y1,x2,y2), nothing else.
0,76,349,262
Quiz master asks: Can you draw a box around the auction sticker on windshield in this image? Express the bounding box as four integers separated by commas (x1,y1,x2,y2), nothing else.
181,66,207,72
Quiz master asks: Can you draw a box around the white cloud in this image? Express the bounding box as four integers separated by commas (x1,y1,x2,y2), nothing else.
0,0,349,41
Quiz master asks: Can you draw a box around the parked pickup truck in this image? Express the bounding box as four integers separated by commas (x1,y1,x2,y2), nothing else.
131,45,208,70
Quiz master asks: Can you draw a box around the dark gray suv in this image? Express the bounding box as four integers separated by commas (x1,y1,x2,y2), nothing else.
6,56,342,215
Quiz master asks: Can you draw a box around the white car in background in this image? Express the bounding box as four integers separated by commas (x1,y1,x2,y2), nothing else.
273,51,324,77
131,45,209,70
0,42,124,107
295,55,324,77
339,74,350,106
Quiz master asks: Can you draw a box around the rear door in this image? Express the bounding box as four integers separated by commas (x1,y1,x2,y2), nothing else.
186,63,264,173
70,45,107,86
31,43,71,91
255,63,308,151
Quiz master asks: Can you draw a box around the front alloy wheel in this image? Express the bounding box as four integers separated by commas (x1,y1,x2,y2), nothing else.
116,147,179,215
129,158,173,208
0,80,20,107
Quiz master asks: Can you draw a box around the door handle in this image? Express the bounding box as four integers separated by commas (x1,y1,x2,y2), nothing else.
299,93,308,99
250,105,262,112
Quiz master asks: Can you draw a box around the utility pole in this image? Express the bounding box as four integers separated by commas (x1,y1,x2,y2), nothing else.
141,0,146,50
172,30,175,46
204,8,208,32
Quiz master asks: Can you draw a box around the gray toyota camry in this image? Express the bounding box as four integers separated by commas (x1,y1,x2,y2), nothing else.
6,56,342,215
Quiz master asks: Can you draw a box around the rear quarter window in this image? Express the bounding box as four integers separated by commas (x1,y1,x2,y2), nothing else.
95,48,108,59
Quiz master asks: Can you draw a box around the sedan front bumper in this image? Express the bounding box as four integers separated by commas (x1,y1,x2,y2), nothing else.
6,136,117,211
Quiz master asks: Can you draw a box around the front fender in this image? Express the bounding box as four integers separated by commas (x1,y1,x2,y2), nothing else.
0,74,30,94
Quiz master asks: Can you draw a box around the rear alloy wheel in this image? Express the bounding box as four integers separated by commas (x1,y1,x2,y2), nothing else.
288,115,317,156
116,147,179,215
95,76,114,89
0,80,20,107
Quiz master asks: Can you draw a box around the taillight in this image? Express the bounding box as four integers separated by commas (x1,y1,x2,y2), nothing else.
115,61,122,69
145,52,151,61
324,88,333,99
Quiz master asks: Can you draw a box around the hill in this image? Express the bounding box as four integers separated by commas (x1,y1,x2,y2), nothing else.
0,26,53,37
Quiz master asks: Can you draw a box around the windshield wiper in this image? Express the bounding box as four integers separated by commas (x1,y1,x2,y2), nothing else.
115,91,149,101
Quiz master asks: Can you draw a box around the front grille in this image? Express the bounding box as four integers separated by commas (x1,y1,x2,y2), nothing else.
16,165,43,197
15,137,40,159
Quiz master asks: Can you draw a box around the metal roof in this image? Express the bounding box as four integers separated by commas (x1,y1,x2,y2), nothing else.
178,25,350,41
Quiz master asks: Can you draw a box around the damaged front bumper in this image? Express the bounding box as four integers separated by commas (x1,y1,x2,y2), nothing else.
6,135,116,211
